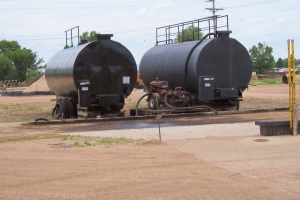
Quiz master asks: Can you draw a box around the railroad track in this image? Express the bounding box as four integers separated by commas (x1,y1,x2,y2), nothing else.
24,107,289,126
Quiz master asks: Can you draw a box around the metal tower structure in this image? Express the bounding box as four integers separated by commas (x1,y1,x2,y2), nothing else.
205,0,223,33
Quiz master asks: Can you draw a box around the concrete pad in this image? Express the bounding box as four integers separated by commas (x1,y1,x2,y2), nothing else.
64,121,260,140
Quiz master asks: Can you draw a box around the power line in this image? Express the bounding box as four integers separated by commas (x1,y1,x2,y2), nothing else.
3,34,64,38
0,0,290,21
0,0,199,9
3,26,160,41
3,3,299,41
2,0,298,48
225,0,283,9
230,5,300,23
216,1,298,58
0,0,190,2
28,32,155,47
201,1,209,18
0,1,202,22
0,4,158,9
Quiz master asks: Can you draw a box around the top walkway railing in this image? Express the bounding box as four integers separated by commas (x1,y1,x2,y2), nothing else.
156,15,229,45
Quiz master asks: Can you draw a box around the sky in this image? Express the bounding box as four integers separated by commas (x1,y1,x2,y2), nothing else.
0,0,299,66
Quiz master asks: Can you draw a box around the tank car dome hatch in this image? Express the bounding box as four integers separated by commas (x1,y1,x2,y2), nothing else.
45,34,137,117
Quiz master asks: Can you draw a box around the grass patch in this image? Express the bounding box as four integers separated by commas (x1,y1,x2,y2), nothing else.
0,104,9,109
70,137,161,148
116,136,129,143
0,134,61,143
74,141,85,147
96,138,114,145
0,101,54,123
135,138,161,145
61,135,77,140
8,135,39,142
71,137,132,147
62,135,68,140
250,77,282,85
239,97,290,110
96,137,131,145
128,100,148,110
124,93,149,111
0,134,159,147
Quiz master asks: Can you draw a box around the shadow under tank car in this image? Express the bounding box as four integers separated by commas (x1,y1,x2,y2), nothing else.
140,18,252,111
45,34,137,118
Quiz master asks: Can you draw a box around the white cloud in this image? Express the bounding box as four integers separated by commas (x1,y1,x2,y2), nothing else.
135,7,148,16
152,1,174,9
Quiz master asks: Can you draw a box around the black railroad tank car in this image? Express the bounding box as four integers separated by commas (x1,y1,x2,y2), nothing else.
139,30,252,110
46,34,137,118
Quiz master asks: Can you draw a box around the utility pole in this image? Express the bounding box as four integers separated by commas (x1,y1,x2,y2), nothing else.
205,0,223,33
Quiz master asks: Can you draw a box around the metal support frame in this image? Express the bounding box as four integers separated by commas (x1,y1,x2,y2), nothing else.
65,26,79,48
287,39,297,135
155,15,228,45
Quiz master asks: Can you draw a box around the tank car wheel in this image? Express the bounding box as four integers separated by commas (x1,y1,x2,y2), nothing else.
221,101,239,111
282,75,288,84
148,95,159,110
52,102,63,119
67,99,76,118
61,99,69,119
182,96,192,107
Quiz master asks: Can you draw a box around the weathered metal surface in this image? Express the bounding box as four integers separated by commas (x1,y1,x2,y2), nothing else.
255,119,300,136
156,15,229,45
45,36,137,101
147,78,187,109
140,32,252,97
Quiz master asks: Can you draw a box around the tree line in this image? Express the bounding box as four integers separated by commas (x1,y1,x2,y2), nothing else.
276,57,300,68
0,40,44,82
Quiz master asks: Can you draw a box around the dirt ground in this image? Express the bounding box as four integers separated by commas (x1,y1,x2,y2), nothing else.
0,84,296,122
0,84,300,199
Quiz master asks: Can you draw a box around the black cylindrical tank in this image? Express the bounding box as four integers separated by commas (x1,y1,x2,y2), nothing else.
45,35,137,100
140,31,252,94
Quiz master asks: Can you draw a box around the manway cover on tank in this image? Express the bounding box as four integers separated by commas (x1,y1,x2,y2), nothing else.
140,31,252,94
46,35,137,99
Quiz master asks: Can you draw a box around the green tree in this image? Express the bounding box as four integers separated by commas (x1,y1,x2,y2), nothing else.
0,40,44,81
0,55,14,80
276,58,283,68
282,58,288,68
0,40,20,55
64,31,100,49
174,25,203,43
38,64,46,69
12,48,43,81
79,30,100,42
249,42,275,74
282,58,300,68
26,69,44,82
